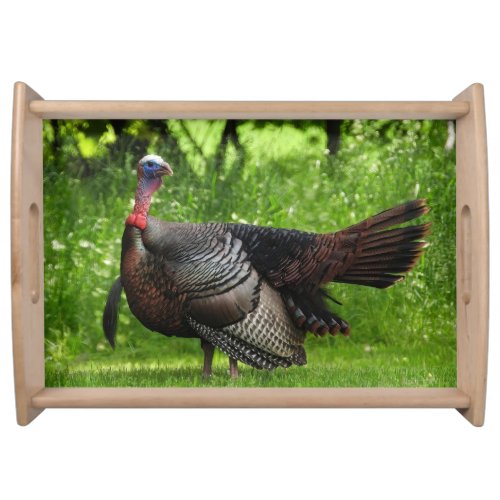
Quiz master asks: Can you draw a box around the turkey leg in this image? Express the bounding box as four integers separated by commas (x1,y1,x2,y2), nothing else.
229,357,239,378
201,339,238,378
201,339,215,378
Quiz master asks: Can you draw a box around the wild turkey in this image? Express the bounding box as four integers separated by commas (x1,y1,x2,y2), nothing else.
103,154,430,377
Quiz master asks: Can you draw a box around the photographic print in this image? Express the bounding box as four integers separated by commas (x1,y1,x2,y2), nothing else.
43,118,456,388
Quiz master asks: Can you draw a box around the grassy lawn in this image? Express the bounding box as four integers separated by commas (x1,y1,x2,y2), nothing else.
46,363,455,388
46,340,456,388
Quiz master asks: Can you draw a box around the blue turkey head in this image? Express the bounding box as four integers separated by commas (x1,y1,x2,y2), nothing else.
138,154,173,179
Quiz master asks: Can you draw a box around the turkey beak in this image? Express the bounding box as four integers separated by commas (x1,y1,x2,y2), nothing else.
158,161,173,177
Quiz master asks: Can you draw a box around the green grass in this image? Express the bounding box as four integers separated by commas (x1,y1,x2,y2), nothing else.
45,330,456,388
46,365,455,388
43,119,456,388
46,344,456,388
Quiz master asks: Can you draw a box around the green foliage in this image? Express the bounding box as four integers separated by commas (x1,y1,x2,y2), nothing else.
43,119,456,387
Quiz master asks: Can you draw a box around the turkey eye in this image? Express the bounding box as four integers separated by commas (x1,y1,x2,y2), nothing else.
147,161,154,167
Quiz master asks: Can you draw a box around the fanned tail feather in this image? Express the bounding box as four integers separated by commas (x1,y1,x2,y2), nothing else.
334,199,430,289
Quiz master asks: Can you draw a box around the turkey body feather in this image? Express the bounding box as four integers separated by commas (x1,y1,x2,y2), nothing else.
104,195,430,371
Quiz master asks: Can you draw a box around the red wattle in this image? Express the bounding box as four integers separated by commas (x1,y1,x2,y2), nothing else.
126,213,147,230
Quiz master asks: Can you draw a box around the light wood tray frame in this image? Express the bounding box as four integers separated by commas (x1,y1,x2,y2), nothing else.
11,83,489,426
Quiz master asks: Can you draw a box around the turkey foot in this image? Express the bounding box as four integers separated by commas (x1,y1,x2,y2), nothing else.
229,357,239,378
201,339,215,378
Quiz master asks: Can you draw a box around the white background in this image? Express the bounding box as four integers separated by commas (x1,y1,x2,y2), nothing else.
1,1,498,498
